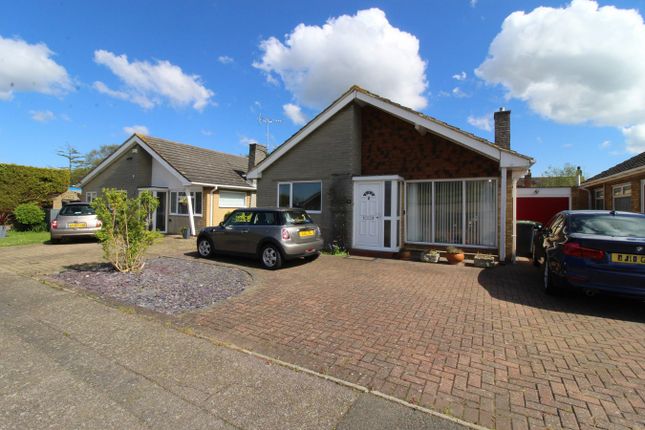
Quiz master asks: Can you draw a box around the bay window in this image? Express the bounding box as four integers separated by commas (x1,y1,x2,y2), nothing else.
406,179,497,247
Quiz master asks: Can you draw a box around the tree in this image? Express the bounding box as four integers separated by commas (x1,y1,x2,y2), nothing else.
57,144,83,185
92,189,160,272
540,163,583,187
83,144,120,169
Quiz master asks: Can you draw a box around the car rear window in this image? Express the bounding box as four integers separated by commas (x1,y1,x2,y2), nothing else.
282,210,314,225
59,205,96,216
568,214,645,238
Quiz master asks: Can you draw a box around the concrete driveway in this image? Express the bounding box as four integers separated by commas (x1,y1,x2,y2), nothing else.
184,255,645,430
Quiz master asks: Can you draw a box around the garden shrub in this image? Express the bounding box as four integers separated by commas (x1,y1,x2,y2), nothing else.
0,164,69,213
92,189,160,273
13,203,45,231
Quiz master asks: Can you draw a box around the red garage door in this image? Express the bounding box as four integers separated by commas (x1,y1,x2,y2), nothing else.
517,197,570,225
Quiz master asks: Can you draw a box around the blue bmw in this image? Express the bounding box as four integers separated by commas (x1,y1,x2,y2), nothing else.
533,210,645,297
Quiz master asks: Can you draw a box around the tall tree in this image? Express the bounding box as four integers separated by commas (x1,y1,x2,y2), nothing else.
83,144,120,169
57,144,83,186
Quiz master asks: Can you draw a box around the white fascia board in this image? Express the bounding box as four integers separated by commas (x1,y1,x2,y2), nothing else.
191,182,256,190
352,175,404,181
581,165,645,187
500,151,534,168
247,91,357,179
517,187,572,198
80,135,191,187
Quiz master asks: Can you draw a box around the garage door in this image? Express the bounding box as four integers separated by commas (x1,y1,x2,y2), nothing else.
517,187,571,225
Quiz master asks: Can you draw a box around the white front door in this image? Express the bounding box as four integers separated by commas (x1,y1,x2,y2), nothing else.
353,182,382,249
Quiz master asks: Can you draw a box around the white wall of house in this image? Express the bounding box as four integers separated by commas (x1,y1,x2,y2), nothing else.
151,159,185,189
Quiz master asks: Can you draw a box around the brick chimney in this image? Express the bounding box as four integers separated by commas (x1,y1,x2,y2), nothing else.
494,107,511,150
247,142,267,174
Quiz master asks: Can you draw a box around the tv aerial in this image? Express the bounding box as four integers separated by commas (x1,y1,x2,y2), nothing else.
258,114,282,150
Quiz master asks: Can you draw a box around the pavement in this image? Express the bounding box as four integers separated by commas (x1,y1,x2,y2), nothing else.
0,240,469,430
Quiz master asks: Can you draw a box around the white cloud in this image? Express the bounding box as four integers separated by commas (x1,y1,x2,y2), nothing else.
218,55,234,64
451,87,469,98
562,143,574,149
452,71,467,81
30,110,55,122
622,125,645,154
476,0,645,153
239,135,258,146
201,129,214,136
93,50,214,111
599,140,611,149
0,35,72,100
470,0,478,7
254,8,428,110
123,125,149,135
283,103,307,125
467,114,492,132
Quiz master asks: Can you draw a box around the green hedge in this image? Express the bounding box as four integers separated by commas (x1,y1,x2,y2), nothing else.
0,164,69,213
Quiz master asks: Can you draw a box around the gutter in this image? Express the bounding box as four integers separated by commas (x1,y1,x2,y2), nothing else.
191,182,256,191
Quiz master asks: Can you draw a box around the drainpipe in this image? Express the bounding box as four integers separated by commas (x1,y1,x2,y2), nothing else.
500,168,507,262
209,186,218,226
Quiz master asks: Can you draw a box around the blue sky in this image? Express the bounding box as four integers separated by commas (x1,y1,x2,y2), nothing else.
2,0,645,177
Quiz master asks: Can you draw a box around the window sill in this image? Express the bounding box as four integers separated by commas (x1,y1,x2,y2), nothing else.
169,213,203,218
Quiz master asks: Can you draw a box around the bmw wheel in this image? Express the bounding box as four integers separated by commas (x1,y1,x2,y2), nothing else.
197,237,214,258
260,244,283,270
543,258,558,295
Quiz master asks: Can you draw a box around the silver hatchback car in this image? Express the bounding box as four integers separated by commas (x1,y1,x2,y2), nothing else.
196,208,323,269
50,202,102,243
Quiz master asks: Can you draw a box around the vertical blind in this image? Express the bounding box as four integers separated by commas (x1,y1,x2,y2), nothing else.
406,179,497,247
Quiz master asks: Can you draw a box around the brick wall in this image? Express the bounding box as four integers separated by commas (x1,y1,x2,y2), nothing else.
588,172,644,212
361,106,499,179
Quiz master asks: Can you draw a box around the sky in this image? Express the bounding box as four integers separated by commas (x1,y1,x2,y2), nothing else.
2,0,645,178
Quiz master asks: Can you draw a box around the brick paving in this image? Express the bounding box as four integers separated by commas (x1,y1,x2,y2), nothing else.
184,255,645,430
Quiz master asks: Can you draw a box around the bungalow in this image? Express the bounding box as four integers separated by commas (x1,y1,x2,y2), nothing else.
248,86,534,261
580,151,645,213
80,134,266,235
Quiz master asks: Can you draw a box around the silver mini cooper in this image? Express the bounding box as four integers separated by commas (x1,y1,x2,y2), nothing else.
196,208,323,269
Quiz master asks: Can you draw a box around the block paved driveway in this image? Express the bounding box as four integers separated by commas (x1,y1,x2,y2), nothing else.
185,255,645,430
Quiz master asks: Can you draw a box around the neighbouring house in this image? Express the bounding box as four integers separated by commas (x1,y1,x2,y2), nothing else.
580,151,645,213
248,86,534,261
51,188,81,209
80,134,266,235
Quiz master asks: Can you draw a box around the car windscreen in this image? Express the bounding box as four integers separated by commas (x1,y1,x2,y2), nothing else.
568,214,645,238
59,205,96,216
282,210,314,225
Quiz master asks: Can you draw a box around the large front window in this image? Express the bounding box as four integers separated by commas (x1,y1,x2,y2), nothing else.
170,191,202,216
406,179,497,247
277,181,322,213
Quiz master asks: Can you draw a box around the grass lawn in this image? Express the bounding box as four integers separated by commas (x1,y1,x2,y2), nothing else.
0,230,50,247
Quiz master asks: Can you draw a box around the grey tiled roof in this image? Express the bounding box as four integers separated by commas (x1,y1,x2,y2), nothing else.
584,151,645,183
138,135,251,188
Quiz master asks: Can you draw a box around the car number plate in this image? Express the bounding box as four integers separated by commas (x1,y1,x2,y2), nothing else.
68,222,87,228
611,253,645,265
299,230,315,238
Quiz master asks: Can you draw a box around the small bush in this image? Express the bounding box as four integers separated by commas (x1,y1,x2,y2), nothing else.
92,189,160,273
13,203,45,231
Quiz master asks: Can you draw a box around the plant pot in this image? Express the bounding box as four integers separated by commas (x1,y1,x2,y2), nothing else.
474,256,496,268
421,252,440,263
0,225,6,238
445,252,465,264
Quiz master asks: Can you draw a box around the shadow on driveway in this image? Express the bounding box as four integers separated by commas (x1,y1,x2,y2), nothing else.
478,262,645,323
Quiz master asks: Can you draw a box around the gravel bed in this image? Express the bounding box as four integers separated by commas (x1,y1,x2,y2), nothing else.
48,257,251,315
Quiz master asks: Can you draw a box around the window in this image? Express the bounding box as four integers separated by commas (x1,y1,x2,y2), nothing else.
253,211,279,226
86,192,97,203
170,191,202,216
224,210,254,226
612,183,632,212
406,179,497,247
59,204,95,216
593,188,604,210
219,191,247,208
276,181,322,213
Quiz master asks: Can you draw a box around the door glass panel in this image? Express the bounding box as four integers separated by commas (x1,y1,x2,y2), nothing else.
406,182,432,242
156,192,166,232
465,180,496,246
434,181,463,244
384,181,391,217
383,220,391,248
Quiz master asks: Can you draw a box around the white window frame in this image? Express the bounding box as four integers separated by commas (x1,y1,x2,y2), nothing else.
170,190,203,217
593,188,604,210
276,181,322,214
86,191,97,203
404,177,498,249
612,183,631,211
219,190,247,208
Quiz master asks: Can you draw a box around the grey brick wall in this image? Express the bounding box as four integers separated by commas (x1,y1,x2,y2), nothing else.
82,144,152,199
257,104,361,247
